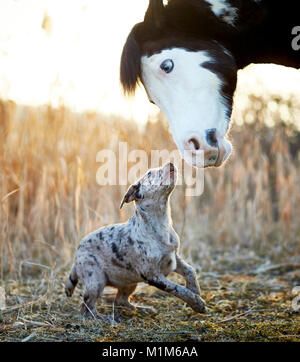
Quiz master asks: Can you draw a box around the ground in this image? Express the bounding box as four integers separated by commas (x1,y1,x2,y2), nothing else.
1,266,299,342
0,100,300,342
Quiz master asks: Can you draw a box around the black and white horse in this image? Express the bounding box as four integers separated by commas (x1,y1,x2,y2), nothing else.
120,0,300,168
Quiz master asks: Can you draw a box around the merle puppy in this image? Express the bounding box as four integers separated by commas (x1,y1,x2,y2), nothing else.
65,163,206,318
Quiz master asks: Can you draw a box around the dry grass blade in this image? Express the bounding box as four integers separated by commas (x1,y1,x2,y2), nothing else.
254,263,300,275
0,296,46,315
18,317,54,327
216,307,257,323
1,188,20,202
0,94,299,341
21,333,37,342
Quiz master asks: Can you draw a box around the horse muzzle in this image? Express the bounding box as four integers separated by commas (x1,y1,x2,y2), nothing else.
183,130,232,168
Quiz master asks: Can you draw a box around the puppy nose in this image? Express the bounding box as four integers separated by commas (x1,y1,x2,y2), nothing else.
205,128,218,148
166,162,175,172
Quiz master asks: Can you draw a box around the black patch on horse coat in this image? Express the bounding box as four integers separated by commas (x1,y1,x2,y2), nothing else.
201,47,237,121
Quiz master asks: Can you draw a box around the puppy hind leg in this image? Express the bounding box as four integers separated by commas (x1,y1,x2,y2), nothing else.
80,269,106,319
115,284,137,310
115,284,156,315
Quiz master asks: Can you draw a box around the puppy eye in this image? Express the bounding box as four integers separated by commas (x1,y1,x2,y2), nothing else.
160,59,174,74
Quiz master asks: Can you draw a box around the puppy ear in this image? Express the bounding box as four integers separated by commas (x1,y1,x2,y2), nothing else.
120,184,140,209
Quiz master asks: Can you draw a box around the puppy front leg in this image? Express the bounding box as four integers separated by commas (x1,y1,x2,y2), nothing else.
175,255,201,296
144,274,206,313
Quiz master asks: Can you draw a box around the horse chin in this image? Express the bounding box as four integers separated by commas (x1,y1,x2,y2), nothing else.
211,139,233,168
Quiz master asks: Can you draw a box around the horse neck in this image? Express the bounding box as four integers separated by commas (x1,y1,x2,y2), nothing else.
225,0,300,69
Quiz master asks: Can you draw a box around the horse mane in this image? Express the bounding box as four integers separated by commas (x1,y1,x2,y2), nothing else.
120,1,167,94
120,24,142,95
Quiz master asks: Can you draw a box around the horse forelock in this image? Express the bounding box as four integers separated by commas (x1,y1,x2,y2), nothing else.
120,24,143,95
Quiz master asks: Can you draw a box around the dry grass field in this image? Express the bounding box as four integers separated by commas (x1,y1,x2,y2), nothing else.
0,93,300,342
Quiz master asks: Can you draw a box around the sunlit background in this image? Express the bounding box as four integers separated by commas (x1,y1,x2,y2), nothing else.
0,0,299,125
0,0,157,124
0,2,300,339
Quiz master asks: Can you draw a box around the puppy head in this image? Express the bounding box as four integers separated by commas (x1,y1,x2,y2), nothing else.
120,163,177,209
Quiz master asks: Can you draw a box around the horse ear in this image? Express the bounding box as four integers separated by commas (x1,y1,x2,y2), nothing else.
144,0,166,30
120,184,140,209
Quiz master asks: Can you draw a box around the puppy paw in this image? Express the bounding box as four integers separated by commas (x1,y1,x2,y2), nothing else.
191,295,206,314
80,304,101,320
187,286,201,296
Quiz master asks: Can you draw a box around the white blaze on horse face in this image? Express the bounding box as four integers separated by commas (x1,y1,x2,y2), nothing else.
141,48,232,168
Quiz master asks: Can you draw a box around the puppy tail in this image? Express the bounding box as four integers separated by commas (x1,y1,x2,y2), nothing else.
65,265,78,297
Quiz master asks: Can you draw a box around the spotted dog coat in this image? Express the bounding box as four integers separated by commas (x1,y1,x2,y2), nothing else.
65,163,206,318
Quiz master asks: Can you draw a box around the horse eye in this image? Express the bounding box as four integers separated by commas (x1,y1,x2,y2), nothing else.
160,59,174,74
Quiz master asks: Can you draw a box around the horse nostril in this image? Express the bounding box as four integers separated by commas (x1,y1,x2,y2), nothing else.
206,128,218,147
188,138,201,151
